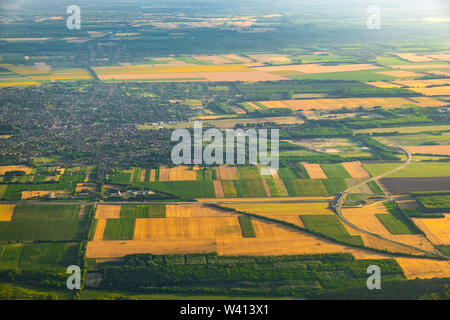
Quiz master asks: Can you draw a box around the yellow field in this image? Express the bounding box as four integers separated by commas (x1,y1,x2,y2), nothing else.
376,70,423,78
408,86,450,96
165,204,234,217
342,203,391,235
252,219,299,237
0,165,33,175
392,78,450,87
412,215,450,245
396,258,450,279
341,162,370,178
365,81,402,88
196,196,334,202
258,97,446,111
213,180,225,198
93,219,107,241
222,202,334,216
158,167,170,181
215,165,239,180
149,169,156,182
191,55,234,64
394,53,435,63
164,166,197,181
87,239,217,258
216,234,388,259
75,183,96,193
343,224,426,255
0,204,15,221
95,205,121,219
0,81,41,87
21,190,70,199
255,63,380,74
302,163,327,179
133,217,243,240
405,145,450,156
382,234,436,252
427,70,450,77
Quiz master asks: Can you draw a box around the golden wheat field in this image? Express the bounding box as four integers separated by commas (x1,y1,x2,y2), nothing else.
21,190,70,199
252,220,300,237
408,86,450,96
342,204,391,235
93,219,107,241
392,78,450,87
196,196,334,202
86,239,217,258
0,165,33,175
213,180,225,197
427,70,450,77
221,202,334,216
257,97,446,111
95,205,121,219
158,167,170,181
393,53,435,63
302,163,328,179
341,162,370,178
254,63,380,74
412,215,450,245
133,217,243,240
0,204,15,222
165,204,234,217
396,258,450,279
215,165,239,180
343,224,425,255
163,165,198,181
382,234,436,252
404,145,450,156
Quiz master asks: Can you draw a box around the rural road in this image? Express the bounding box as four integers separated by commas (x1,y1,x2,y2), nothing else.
333,145,448,259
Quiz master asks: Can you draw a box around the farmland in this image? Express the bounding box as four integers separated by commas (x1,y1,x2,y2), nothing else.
0,0,449,301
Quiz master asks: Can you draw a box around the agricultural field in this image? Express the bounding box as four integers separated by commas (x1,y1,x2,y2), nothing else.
412,215,450,245
0,204,83,241
1,0,450,302
0,242,79,271
254,97,446,112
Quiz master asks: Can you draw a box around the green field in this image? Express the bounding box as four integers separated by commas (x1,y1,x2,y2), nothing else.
0,242,79,270
300,215,364,246
283,179,328,196
376,214,417,235
363,162,450,178
234,179,267,197
415,195,450,209
0,205,82,241
321,164,352,179
120,205,166,218
238,216,256,238
144,181,215,198
103,219,136,240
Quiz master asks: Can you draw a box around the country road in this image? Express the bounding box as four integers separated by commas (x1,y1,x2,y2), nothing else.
333,145,449,259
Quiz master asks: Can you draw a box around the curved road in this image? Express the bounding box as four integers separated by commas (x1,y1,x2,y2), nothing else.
333,145,448,259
